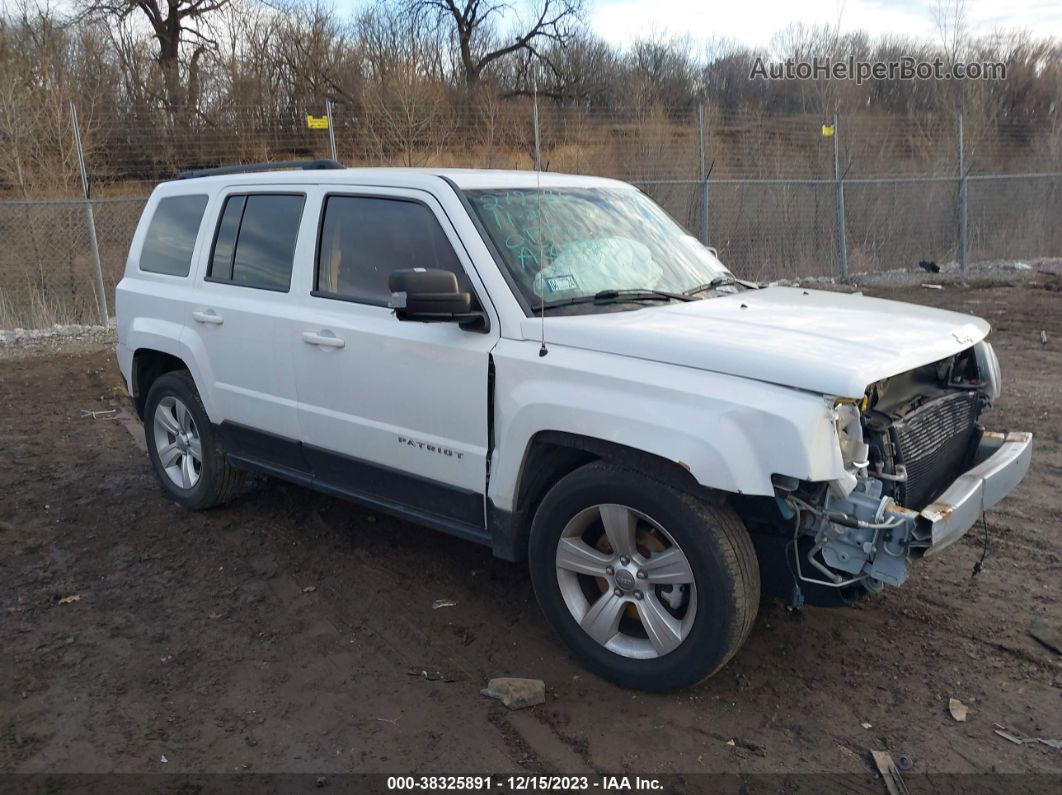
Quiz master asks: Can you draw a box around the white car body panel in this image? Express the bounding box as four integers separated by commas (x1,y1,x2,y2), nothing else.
288,186,497,495
182,185,314,441
116,186,213,401
116,167,1028,580
519,287,990,398
487,339,847,511
116,168,988,505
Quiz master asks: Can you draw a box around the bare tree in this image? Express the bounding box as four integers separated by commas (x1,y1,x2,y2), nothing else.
81,0,231,112
264,1,363,109
415,0,584,89
504,31,616,101
359,3,451,165
933,0,969,62
626,33,697,112
2,0,1061,197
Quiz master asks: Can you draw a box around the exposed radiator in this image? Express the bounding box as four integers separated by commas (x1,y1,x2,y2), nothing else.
890,391,981,510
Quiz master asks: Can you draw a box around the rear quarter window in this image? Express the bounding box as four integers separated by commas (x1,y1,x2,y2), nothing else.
140,195,209,276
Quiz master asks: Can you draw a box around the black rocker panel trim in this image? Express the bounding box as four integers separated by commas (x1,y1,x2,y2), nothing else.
218,421,312,477
300,444,484,528
217,421,489,542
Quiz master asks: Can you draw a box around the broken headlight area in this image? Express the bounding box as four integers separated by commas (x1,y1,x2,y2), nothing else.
787,480,921,591
762,345,997,602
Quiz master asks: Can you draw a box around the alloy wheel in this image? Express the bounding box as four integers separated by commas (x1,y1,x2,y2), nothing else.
152,395,203,489
554,503,698,659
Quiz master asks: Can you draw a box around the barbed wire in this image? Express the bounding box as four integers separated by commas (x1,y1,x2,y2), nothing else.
27,103,1057,196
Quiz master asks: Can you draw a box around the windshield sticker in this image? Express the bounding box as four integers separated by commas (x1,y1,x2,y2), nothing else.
545,274,579,293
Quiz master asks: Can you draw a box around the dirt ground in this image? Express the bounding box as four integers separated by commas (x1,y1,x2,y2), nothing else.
1,281,1060,787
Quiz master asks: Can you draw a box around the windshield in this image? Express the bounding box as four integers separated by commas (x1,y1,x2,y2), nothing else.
465,187,731,312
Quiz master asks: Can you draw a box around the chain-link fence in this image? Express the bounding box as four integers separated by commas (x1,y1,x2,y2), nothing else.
0,197,144,329
2,102,1060,329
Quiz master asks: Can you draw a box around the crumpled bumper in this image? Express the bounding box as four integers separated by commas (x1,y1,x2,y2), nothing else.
920,431,1033,557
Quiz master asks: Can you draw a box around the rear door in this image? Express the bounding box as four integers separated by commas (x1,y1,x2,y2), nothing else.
186,187,313,472
290,187,498,531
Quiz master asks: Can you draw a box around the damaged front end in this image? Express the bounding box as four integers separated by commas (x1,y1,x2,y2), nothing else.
765,340,1032,604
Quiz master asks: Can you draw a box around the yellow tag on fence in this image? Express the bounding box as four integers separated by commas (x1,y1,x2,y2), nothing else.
306,115,329,130
821,124,835,137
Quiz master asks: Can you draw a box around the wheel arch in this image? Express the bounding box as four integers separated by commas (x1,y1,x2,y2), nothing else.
490,430,714,562
131,348,189,419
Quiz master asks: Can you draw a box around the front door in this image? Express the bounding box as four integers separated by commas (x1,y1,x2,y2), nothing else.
291,188,497,530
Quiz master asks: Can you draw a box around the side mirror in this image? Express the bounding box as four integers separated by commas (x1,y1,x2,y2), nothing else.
388,269,486,331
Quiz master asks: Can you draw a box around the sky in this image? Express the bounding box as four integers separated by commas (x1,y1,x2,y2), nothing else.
590,0,1062,49
25,0,1058,49
317,0,1062,49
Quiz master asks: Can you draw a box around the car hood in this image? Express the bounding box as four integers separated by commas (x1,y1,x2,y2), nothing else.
520,286,990,397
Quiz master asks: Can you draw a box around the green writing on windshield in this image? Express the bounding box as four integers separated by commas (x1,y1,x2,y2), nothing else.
476,191,601,273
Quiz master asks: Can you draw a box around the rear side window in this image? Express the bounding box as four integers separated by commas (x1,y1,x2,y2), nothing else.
209,194,305,291
140,195,208,276
315,195,469,305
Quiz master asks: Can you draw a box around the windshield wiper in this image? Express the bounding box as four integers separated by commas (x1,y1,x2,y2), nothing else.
538,289,696,312
683,275,740,296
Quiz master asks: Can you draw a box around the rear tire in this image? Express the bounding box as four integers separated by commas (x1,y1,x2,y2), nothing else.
528,461,759,691
144,371,243,510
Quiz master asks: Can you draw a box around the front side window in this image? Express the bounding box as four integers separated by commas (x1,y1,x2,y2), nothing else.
315,195,470,305
140,194,208,276
209,194,305,291
465,188,730,313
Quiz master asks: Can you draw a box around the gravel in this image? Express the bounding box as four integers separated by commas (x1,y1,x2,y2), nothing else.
774,257,1061,290
0,322,117,359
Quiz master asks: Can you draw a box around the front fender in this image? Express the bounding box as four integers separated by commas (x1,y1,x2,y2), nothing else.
489,340,845,511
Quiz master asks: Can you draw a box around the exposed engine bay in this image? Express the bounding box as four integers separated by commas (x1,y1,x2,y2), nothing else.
767,340,1002,602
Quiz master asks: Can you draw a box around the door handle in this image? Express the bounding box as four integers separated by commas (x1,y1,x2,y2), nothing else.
192,310,224,325
302,330,345,349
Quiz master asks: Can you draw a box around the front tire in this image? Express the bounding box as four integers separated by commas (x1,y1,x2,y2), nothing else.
528,462,759,691
144,371,243,510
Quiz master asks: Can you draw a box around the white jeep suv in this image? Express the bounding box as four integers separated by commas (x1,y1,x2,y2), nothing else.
116,161,1033,691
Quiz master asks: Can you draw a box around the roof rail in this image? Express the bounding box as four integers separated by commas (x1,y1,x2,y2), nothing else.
176,159,345,180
